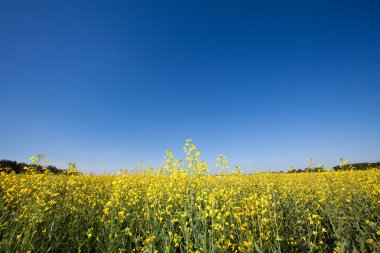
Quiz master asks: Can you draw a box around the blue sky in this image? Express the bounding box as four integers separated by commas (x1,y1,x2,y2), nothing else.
1,0,379,173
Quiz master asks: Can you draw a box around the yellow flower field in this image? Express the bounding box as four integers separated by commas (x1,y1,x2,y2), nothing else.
1,169,379,252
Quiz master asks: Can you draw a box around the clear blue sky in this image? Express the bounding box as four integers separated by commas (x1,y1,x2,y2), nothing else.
1,0,379,173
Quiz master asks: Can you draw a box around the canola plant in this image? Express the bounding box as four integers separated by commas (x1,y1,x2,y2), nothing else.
1,141,379,252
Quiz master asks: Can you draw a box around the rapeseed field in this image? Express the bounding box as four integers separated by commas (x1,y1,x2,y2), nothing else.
1,141,379,252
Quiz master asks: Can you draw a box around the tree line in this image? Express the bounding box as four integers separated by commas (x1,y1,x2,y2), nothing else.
1,158,379,175
0,159,66,174
288,161,380,173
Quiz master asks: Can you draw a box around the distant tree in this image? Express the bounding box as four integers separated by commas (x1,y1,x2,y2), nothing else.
0,159,66,174
333,161,380,171
288,166,296,173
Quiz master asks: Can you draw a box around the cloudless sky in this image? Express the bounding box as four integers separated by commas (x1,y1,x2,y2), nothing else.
1,0,379,173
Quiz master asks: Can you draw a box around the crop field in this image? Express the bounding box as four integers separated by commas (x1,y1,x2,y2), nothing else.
1,169,379,253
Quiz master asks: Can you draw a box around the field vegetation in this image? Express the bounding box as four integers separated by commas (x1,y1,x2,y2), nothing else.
1,140,379,252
